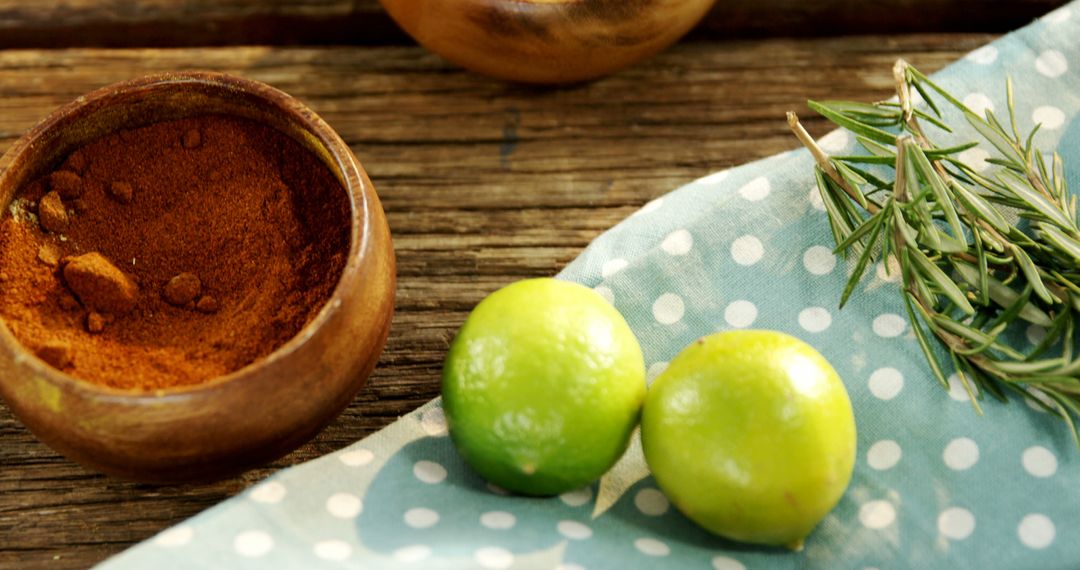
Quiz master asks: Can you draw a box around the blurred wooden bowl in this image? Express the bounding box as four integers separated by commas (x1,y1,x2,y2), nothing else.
0,72,396,482
378,0,717,84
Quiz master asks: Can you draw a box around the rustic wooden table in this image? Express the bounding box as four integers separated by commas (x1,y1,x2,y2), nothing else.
0,1,1064,567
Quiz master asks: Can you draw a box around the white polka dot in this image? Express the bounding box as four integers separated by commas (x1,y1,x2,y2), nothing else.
944,437,980,471
958,147,992,173
652,293,685,325
559,486,593,507
859,500,896,529
798,307,832,332
661,229,693,255
634,537,670,556
1045,6,1071,21
601,258,629,278
647,361,669,383
875,256,902,282
233,530,274,558
1026,324,1047,345
1025,388,1056,413
724,300,757,328
699,170,730,186
938,507,976,540
1044,7,1072,23
475,546,514,569
634,198,663,216
249,481,287,504
486,482,510,495
339,448,374,467
1022,446,1058,478
803,245,837,275
867,440,902,470
394,545,432,563
963,93,994,116
326,492,363,518
1035,50,1068,78
420,407,448,436
731,235,764,266
480,511,516,529
153,526,194,547
808,186,826,211
1032,106,1066,130
557,520,593,540
712,556,747,570
634,488,670,516
1018,514,1055,549
868,367,904,400
947,373,979,401
413,460,447,484
872,314,907,337
818,130,850,153
313,540,352,561
404,507,440,529
594,285,614,304
738,177,771,201
966,45,999,65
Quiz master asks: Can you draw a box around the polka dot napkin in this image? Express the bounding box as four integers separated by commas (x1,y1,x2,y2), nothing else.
100,5,1080,569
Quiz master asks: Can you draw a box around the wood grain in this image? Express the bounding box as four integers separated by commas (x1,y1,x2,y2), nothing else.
0,0,1057,47
0,34,989,568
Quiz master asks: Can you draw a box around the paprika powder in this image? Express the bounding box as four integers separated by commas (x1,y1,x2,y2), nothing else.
0,115,351,390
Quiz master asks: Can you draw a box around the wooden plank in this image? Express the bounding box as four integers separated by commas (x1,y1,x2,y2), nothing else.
0,0,1057,47
0,34,989,568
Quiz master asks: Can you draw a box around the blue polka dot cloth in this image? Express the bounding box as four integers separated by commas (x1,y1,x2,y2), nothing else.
100,5,1080,569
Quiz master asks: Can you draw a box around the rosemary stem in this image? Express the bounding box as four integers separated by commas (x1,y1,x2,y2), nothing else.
787,112,882,215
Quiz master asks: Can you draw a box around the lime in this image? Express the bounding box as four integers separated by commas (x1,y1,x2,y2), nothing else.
641,330,856,550
442,278,646,496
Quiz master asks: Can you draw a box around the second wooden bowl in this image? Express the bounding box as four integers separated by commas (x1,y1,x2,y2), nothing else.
379,0,718,84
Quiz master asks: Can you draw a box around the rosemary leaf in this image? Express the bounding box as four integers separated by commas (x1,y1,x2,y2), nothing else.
1011,246,1055,304
833,206,887,254
906,141,965,240
839,209,888,308
952,262,1052,326
808,100,898,145
998,170,1074,229
1038,223,1080,263
927,141,979,158
815,168,857,248
950,352,985,413
831,155,895,165
857,136,895,158
966,112,1026,164
948,180,1011,234
904,291,950,389
909,249,974,314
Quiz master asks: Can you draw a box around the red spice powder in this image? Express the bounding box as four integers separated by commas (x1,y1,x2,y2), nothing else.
0,115,351,390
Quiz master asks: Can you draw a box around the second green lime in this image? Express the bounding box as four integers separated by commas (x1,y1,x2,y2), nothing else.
442,278,646,496
641,330,856,550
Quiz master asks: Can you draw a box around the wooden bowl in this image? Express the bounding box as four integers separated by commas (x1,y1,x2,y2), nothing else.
0,73,396,482
378,0,717,84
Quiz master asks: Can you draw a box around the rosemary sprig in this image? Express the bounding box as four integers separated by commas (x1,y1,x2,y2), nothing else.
789,59,1080,446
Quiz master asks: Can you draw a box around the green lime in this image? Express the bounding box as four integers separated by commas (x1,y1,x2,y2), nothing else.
641,330,856,550
442,278,646,496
